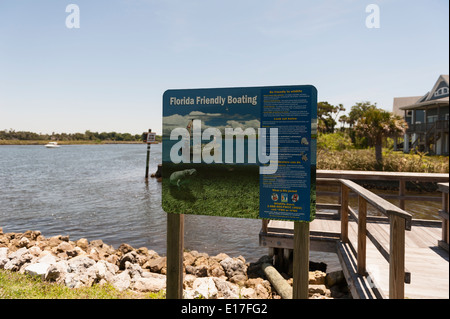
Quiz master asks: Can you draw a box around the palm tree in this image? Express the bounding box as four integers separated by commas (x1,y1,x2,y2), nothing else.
355,108,408,167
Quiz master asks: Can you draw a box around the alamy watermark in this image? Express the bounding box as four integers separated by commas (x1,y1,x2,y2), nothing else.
366,4,380,29
66,4,80,29
169,120,279,175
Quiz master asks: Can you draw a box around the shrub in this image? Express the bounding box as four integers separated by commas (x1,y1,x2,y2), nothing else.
317,132,353,151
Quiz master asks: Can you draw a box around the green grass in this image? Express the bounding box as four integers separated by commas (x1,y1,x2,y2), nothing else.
162,163,260,219
0,269,165,299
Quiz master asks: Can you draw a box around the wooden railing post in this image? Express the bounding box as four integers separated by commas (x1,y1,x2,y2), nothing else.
389,214,406,299
357,195,367,276
340,183,349,243
399,180,406,210
262,219,268,234
444,191,449,247
438,183,449,252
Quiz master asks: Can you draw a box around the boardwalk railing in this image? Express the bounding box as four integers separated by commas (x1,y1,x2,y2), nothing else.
339,179,412,299
438,183,449,252
317,170,449,210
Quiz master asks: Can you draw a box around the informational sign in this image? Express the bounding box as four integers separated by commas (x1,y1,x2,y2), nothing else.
162,85,317,221
147,132,156,143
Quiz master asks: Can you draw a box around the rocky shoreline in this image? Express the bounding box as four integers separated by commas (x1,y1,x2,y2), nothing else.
0,228,351,299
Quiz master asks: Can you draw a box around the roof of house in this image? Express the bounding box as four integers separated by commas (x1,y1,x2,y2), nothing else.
393,96,423,116
394,75,449,112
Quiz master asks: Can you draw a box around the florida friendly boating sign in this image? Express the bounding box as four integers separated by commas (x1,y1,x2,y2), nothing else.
161,85,317,222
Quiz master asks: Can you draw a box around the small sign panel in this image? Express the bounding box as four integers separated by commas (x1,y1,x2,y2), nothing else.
147,132,156,143
162,85,317,221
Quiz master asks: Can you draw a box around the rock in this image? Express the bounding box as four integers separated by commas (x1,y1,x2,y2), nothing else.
65,272,88,289
212,253,230,263
183,251,196,266
76,238,89,251
212,277,240,299
89,239,104,248
207,262,225,278
191,277,218,299
111,270,132,291
0,247,8,264
185,264,208,277
254,283,270,299
37,252,58,265
229,274,247,285
18,237,30,248
220,257,247,280
68,256,96,273
45,260,69,282
117,243,134,256
48,235,62,248
125,261,143,279
0,229,349,299
183,274,197,288
29,246,42,256
309,284,331,297
25,263,51,279
131,273,166,292
309,270,326,285
56,241,74,253
4,247,33,271
145,256,166,273
119,251,138,270
326,270,345,287
241,287,257,299
93,260,118,282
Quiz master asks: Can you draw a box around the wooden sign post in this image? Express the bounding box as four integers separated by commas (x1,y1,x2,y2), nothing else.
293,221,310,299
166,213,184,299
144,129,156,180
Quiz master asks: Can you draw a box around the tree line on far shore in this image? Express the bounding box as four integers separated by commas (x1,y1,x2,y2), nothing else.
0,129,149,142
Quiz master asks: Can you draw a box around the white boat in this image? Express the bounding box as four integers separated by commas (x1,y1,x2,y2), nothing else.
45,142,60,148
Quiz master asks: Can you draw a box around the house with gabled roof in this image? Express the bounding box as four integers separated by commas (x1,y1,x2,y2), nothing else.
393,75,449,155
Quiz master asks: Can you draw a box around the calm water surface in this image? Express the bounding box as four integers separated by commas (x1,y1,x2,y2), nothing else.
0,144,442,262
0,144,266,262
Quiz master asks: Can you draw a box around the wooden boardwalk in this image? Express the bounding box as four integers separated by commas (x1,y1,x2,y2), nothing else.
260,216,449,299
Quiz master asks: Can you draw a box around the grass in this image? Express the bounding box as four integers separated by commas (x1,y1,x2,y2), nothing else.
162,163,260,219
0,269,165,299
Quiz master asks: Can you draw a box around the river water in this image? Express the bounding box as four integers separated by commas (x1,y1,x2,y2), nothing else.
0,144,442,262
0,144,267,261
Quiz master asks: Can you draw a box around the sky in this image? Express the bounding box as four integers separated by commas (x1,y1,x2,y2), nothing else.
0,0,448,135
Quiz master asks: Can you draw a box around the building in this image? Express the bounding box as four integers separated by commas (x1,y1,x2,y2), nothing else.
393,75,449,155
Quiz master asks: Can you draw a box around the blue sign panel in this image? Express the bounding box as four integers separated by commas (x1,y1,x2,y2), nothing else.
162,85,317,221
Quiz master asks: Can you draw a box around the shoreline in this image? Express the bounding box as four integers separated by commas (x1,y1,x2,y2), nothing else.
0,140,158,145
0,228,351,299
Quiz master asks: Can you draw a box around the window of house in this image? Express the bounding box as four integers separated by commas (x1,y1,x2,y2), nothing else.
428,115,438,123
434,87,449,97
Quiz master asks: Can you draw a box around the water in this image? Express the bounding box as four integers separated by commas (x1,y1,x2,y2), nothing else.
0,144,266,262
0,144,442,262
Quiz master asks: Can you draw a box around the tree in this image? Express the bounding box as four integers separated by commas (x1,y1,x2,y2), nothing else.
317,102,345,134
348,101,377,128
355,107,408,167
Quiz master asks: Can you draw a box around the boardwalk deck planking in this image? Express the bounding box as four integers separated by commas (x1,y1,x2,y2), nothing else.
260,217,449,299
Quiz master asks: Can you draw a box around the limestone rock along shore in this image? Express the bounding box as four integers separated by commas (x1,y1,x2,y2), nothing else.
0,228,350,299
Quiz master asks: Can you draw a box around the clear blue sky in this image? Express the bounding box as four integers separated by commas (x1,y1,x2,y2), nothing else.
0,0,448,135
